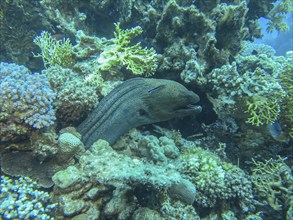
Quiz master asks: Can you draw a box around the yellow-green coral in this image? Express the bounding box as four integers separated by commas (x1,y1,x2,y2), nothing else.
251,156,293,212
97,23,158,76
33,31,74,68
245,94,282,126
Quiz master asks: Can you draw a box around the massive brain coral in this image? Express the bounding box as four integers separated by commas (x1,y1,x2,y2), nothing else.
0,62,55,143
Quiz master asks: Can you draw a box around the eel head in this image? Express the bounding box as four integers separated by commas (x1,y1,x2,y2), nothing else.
140,79,202,122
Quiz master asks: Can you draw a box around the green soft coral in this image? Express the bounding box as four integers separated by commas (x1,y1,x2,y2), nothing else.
33,31,74,68
97,23,158,76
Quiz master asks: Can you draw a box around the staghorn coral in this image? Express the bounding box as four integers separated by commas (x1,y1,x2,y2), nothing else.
33,31,74,68
251,156,293,216
97,23,158,76
0,175,57,219
0,62,55,143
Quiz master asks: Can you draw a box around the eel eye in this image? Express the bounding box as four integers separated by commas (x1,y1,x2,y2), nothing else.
139,109,148,116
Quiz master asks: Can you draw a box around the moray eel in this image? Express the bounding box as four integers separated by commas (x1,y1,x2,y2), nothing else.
77,78,202,148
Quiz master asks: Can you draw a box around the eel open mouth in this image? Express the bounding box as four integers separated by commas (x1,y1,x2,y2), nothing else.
185,104,202,113
174,103,202,115
186,104,201,109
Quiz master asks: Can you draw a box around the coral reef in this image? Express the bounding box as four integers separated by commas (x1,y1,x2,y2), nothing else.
279,53,293,138
0,62,55,144
0,1,53,69
51,138,199,218
0,0,292,219
0,175,57,219
160,199,200,220
208,42,286,126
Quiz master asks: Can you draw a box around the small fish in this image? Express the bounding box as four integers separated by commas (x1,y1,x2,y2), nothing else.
268,121,288,142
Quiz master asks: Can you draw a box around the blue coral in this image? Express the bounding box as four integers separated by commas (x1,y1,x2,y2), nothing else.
0,62,56,130
0,175,57,219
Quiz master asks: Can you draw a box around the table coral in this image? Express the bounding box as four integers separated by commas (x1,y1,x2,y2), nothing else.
0,62,55,143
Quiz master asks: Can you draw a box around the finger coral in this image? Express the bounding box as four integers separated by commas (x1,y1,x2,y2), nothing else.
42,66,99,125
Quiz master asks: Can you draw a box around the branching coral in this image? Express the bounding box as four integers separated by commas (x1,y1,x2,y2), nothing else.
251,156,293,213
0,175,57,219
0,62,55,143
265,0,293,33
245,94,281,126
97,23,158,76
33,31,74,68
